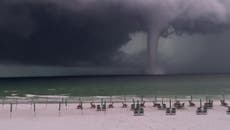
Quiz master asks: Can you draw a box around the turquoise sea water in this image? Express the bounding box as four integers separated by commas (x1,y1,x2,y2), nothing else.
1,75,230,98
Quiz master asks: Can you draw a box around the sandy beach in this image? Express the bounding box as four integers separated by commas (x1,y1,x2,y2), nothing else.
0,100,230,130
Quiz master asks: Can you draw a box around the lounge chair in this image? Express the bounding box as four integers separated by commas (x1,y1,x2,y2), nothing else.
133,108,144,116
90,102,96,109
102,104,106,111
131,104,135,110
108,102,114,108
204,103,213,109
122,102,128,108
220,100,228,107
196,107,202,113
158,104,166,110
196,107,207,115
203,107,207,114
153,103,160,107
171,108,176,115
166,108,176,115
189,100,195,107
77,102,83,110
140,108,144,115
163,104,166,109
175,102,185,109
134,108,138,115
140,101,145,107
97,105,101,111
226,107,230,114
166,108,170,115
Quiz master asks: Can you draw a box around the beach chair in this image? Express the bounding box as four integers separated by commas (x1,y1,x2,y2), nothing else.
196,107,207,115
134,108,138,115
220,100,228,107
203,107,207,114
97,105,101,111
166,108,176,115
122,102,128,108
204,99,213,109
157,104,161,109
204,103,212,109
154,103,160,108
226,107,230,114
140,108,144,115
196,99,207,115
77,102,83,110
102,104,106,111
108,102,114,108
196,107,202,114
140,101,145,107
174,101,185,109
153,96,158,107
179,103,185,109
90,102,96,109
163,104,166,109
174,101,180,107
133,108,144,116
131,104,135,110
171,108,176,115
153,102,160,107
189,100,195,107
166,108,170,115
158,104,166,110
133,108,140,116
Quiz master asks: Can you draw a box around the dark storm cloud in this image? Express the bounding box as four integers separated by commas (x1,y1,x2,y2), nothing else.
0,0,229,69
0,1,141,66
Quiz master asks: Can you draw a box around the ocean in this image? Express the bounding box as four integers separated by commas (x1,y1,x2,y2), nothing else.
0,75,230,99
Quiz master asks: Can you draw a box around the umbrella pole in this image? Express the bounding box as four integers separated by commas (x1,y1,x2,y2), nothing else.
170,99,171,108
10,103,13,119
200,99,202,108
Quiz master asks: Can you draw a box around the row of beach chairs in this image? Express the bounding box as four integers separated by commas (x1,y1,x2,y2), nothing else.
75,97,230,116
131,100,145,116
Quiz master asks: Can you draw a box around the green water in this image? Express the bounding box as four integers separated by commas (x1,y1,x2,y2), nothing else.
0,75,230,97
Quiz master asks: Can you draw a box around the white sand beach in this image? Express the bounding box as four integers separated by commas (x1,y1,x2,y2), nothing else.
0,101,230,130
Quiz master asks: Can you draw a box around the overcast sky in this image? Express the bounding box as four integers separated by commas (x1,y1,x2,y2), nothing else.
1,0,230,77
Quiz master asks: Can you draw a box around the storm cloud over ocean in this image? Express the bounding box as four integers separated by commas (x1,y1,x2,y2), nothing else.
0,0,230,76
